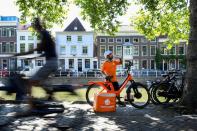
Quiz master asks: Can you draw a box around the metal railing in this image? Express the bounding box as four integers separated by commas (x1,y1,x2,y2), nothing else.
0,70,184,78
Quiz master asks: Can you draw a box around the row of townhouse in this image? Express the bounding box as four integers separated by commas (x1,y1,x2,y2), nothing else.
0,16,187,73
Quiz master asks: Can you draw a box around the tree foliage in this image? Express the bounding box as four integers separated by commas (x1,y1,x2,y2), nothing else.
16,0,129,34
74,0,129,35
16,0,69,28
133,0,189,46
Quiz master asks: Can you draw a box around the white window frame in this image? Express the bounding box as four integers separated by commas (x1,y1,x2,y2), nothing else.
116,38,122,43
169,46,176,55
82,46,88,55
169,59,176,70
133,37,139,43
160,46,167,55
150,45,156,56
116,45,122,56
178,45,185,55
28,36,34,40
20,36,25,40
70,45,77,55
124,38,130,43
133,59,139,69
108,45,114,55
133,45,139,56
142,59,148,69
100,38,106,43
67,36,71,42
108,38,114,43
60,45,66,55
77,36,82,42
100,45,106,56
150,59,156,70
142,45,148,56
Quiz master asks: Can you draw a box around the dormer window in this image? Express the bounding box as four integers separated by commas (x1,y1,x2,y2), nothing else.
74,26,77,30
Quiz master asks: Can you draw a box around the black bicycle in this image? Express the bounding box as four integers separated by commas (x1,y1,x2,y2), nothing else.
152,71,185,104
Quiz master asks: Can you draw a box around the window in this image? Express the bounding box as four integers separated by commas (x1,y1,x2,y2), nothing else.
28,36,34,40
133,60,139,69
0,43,1,53
10,28,15,37
124,38,130,43
141,37,147,43
85,59,90,68
20,43,25,53
93,61,97,69
2,28,7,37
169,60,176,70
124,46,132,55
20,36,25,40
108,45,114,54
142,46,147,56
10,42,15,53
150,38,156,42
116,46,122,56
70,45,76,55
178,59,185,69
150,46,156,56
77,36,82,42
28,43,34,51
161,46,167,55
133,38,139,43
82,46,88,54
179,46,184,55
60,46,66,55
133,46,139,56
0,28,1,37
69,59,74,68
150,60,155,69
108,38,114,43
100,45,106,56
169,47,176,55
36,60,44,66
100,38,106,43
116,38,122,43
142,60,148,69
67,36,71,42
2,42,7,53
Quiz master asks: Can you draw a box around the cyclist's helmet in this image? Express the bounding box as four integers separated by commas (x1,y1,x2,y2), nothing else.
104,50,112,58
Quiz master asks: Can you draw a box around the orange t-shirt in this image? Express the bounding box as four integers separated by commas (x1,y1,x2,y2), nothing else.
101,60,121,82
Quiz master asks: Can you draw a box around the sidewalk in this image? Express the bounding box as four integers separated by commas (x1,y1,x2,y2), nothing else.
0,102,197,131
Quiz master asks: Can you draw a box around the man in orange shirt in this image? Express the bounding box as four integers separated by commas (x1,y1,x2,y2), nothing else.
101,50,125,106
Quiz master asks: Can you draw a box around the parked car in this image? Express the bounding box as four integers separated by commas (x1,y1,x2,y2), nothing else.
54,69,75,77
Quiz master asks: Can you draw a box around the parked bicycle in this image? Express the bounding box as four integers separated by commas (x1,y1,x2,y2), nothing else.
86,61,150,109
151,70,185,104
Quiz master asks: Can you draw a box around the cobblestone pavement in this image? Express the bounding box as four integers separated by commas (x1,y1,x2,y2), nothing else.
0,102,197,131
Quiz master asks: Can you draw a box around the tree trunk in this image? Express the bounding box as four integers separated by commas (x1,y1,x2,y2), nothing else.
181,0,197,110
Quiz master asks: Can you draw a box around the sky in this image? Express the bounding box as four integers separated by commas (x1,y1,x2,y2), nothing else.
0,0,139,32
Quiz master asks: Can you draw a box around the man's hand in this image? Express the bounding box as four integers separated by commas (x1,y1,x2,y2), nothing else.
105,76,113,81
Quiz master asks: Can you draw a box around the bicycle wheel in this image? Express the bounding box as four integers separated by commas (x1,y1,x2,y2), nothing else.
127,82,150,109
149,83,160,105
86,84,104,106
153,83,171,104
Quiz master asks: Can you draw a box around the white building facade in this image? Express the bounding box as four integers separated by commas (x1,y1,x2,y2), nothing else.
56,18,97,72
16,25,45,74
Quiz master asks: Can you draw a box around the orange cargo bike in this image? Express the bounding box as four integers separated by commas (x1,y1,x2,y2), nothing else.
86,61,150,109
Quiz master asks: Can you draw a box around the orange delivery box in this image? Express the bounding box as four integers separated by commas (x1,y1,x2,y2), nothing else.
93,92,116,112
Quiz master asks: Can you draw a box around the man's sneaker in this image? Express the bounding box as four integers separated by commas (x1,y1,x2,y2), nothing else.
117,101,126,107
